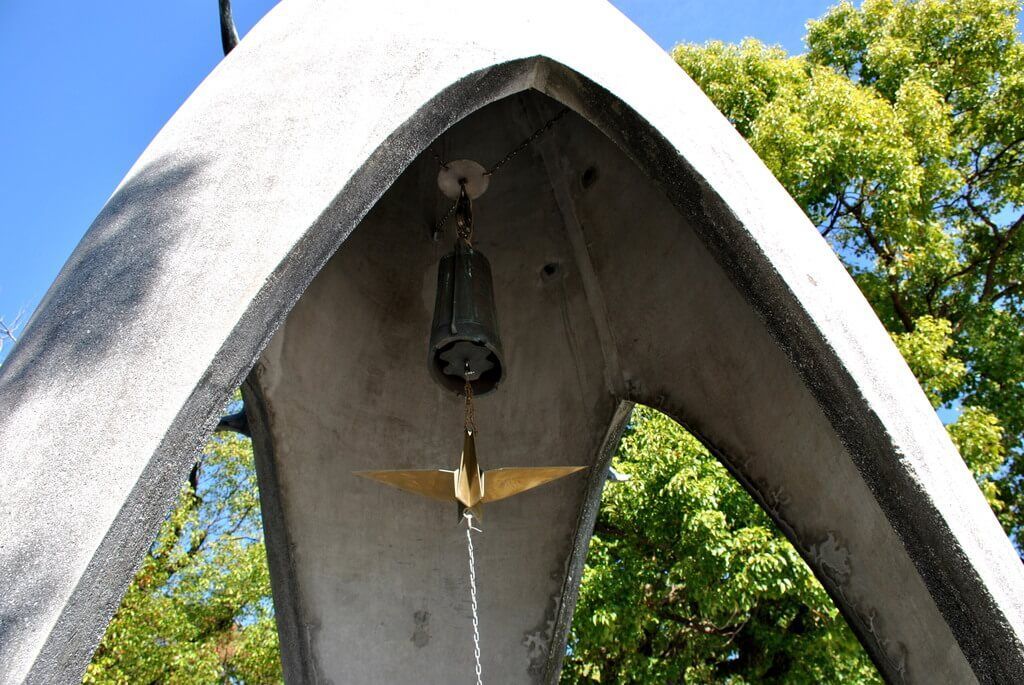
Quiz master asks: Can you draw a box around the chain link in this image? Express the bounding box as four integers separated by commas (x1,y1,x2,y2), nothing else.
432,148,448,169
484,108,569,176
435,200,458,236
464,512,483,685
463,380,477,433
434,108,570,236
455,185,474,246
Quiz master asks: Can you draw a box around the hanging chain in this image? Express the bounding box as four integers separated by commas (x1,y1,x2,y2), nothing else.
434,108,570,234
432,148,449,170
463,380,477,433
455,184,473,246
464,511,483,685
435,200,459,236
484,107,569,176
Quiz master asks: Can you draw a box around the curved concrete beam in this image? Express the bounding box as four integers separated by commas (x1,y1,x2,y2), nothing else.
0,0,1021,683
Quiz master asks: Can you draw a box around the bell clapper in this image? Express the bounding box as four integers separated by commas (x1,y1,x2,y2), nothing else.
463,379,476,435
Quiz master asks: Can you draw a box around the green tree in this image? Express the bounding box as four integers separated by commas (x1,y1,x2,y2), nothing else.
563,408,880,683
566,0,1022,681
84,433,282,684
673,0,1022,535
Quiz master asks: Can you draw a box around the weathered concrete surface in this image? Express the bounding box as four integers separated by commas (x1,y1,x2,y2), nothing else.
0,0,1022,683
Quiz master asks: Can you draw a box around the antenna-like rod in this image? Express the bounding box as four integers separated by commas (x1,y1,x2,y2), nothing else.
219,0,240,55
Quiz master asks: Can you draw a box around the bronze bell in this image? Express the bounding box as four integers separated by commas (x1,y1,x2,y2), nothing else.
429,241,505,395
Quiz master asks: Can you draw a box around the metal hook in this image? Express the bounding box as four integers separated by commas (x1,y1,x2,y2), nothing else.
455,183,473,245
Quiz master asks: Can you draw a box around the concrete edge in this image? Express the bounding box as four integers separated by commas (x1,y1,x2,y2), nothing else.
543,401,634,683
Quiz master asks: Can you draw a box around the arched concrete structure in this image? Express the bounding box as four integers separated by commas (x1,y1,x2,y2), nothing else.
1,1,1022,683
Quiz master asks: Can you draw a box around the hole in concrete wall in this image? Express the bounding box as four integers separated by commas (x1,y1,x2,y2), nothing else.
541,262,560,280
581,165,599,189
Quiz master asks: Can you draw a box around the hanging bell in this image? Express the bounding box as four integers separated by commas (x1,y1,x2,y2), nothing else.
429,241,505,395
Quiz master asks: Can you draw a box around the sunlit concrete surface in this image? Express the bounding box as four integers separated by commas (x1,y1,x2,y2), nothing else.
1,1,1022,683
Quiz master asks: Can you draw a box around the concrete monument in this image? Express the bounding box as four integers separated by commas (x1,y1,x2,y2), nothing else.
1,1,1022,683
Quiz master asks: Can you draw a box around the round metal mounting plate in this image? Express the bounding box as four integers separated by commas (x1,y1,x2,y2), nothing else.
437,159,490,200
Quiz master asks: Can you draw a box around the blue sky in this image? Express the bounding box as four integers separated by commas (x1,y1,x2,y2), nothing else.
0,0,835,350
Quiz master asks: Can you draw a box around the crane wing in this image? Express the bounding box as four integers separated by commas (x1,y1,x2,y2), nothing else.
481,466,586,503
354,469,456,502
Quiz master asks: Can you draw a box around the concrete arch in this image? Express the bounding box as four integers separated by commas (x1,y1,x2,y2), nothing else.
0,1,1021,683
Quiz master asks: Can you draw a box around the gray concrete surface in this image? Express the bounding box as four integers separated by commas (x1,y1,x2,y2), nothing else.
0,0,1022,683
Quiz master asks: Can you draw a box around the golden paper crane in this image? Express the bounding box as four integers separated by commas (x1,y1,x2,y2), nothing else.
355,429,586,520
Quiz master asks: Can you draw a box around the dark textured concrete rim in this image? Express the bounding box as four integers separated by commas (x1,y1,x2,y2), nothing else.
542,401,634,683
242,378,316,683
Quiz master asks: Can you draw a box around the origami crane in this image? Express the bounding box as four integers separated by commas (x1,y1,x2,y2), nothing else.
355,429,586,520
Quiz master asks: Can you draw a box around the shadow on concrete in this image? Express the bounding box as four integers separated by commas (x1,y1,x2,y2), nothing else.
0,155,210,668
0,154,209,416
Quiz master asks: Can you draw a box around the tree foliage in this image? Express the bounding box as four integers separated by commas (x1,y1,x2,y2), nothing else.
673,0,1023,540
83,434,282,684
562,408,880,684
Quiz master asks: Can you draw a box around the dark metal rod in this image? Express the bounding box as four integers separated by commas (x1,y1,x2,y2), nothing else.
219,0,240,55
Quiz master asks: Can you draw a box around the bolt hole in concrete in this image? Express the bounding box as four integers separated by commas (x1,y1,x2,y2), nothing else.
581,165,599,188
541,262,560,280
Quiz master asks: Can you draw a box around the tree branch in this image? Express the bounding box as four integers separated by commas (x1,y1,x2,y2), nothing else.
967,137,1024,185
818,193,846,238
0,310,24,355
848,201,916,331
981,213,1023,302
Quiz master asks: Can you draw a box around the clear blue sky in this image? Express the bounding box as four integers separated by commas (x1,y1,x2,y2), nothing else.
0,0,834,349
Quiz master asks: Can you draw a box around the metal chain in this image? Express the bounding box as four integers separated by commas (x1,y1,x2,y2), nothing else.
432,148,449,169
463,380,477,433
484,107,569,176
435,199,458,235
455,185,473,246
434,108,570,235
464,512,483,685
